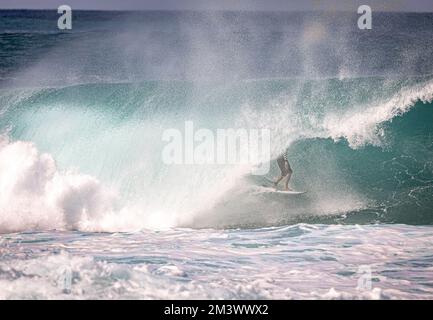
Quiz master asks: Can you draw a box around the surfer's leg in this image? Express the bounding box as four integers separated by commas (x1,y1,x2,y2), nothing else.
283,163,293,191
274,174,285,187
274,156,287,187
284,172,292,190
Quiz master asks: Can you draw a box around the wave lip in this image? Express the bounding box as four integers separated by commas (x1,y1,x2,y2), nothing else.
322,80,433,148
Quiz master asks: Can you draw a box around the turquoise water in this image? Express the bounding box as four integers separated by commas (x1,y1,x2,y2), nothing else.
0,10,433,299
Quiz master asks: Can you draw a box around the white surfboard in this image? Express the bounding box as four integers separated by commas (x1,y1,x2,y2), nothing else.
256,186,307,195
259,178,306,195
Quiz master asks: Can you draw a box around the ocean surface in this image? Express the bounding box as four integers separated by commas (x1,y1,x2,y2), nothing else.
0,10,433,299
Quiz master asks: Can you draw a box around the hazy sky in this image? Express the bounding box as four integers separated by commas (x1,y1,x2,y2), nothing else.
0,0,432,12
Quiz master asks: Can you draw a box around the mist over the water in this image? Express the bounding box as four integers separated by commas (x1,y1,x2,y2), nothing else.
1,10,433,232
3,11,433,85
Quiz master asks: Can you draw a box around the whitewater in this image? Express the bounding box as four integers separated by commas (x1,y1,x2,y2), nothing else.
1,10,433,299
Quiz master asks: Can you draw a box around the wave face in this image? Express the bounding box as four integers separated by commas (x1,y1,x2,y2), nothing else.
1,11,433,232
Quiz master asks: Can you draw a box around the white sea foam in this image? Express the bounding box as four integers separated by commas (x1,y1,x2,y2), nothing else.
0,133,246,233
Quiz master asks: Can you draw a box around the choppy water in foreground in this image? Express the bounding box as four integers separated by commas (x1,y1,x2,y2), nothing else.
1,224,433,299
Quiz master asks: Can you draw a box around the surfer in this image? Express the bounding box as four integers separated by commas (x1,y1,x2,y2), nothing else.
274,149,292,191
